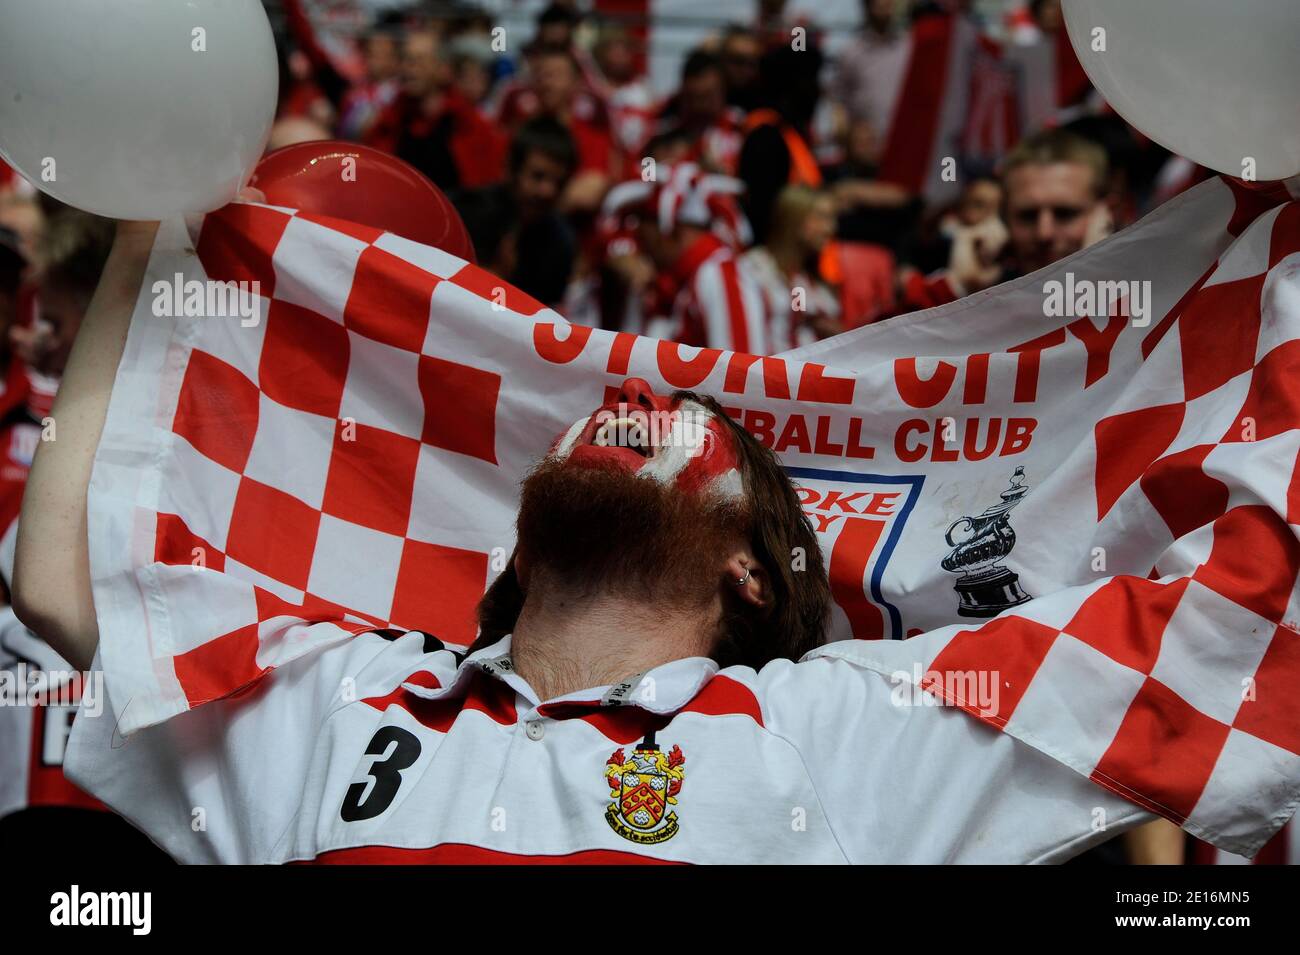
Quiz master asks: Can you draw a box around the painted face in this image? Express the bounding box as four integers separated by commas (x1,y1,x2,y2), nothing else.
547,378,744,500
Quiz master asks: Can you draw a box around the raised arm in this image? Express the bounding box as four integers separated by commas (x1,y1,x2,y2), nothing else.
11,220,158,671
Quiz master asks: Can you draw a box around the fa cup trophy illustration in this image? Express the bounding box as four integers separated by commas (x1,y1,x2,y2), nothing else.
941,467,1032,617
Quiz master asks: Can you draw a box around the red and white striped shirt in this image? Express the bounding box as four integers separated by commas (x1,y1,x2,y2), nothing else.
739,247,840,353
646,234,768,355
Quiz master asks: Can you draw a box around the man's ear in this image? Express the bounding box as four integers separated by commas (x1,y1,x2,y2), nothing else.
723,553,766,607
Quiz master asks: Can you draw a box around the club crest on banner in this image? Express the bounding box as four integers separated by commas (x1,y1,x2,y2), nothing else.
604,733,685,845
788,467,924,640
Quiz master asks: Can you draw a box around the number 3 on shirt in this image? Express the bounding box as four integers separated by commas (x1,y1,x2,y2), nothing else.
340,726,422,822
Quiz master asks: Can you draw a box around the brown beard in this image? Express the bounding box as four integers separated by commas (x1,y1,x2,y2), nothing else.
515,455,750,608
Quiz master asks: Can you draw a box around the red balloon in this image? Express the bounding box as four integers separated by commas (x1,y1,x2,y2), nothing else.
250,141,475,262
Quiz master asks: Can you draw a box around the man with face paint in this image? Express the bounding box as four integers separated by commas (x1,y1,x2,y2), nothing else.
13,223,1163,864
475,378,824,702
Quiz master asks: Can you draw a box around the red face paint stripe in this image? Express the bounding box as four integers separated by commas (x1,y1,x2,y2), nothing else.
673,418,742,496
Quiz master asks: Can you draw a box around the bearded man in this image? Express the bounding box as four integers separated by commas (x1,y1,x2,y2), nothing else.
10,222,1159,864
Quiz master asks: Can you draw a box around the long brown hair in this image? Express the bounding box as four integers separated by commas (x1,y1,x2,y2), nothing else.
475,391,831,669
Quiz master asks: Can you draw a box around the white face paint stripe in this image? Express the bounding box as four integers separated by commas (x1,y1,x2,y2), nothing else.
551,415,590,462
636,412,693,484
705,467,745,501
637,401,713,486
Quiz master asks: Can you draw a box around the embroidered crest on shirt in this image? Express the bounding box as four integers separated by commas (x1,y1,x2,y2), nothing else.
604,732,685,845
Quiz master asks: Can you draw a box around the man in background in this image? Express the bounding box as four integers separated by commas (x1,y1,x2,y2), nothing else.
366,27,506,191
657,51,745,175
919,128,1112,302
829,0,909,146
456,117,579,308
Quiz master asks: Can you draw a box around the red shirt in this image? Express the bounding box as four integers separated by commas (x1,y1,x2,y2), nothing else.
570,116,618,177
366,90,506,190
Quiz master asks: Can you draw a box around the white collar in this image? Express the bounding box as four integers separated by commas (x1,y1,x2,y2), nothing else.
399,633,721,714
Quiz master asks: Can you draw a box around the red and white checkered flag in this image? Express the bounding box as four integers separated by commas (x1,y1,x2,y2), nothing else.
89,175,1300,856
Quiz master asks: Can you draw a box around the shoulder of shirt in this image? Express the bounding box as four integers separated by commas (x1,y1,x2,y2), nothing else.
798,638,921,675
786,640,934,698
330,627,471,701
738,246,775,271
708,645,905,722
363,626,467,656
692,246,742,283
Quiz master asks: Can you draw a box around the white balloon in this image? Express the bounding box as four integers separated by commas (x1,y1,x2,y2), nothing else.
0,0,278,220
1063,0,1300,181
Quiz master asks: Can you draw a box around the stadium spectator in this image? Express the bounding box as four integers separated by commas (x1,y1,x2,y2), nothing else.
446,33,498,111
568,131,706,336
718,26,763,112
533,2,581,49
737,43,825,244
0,0,1263,870
829,0,909,139
336,12,404,140
455,117,580,309
0,209,169,864
989,127,1110,277
741,185,842,349
533,45,615,170
634,166,767,354
821,116,916,253
912,128,1111,304
12,211,113,382
366,28,506,191
902,174,1003,275
657,51,745,175
591,26,658,155
1029,0,1064,35
494,4,607,133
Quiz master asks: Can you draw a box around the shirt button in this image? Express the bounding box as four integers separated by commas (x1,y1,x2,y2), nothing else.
525,720,545,741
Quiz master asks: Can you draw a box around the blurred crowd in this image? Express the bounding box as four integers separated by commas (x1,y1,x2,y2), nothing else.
0,0,1212,400
257,0,1202,353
